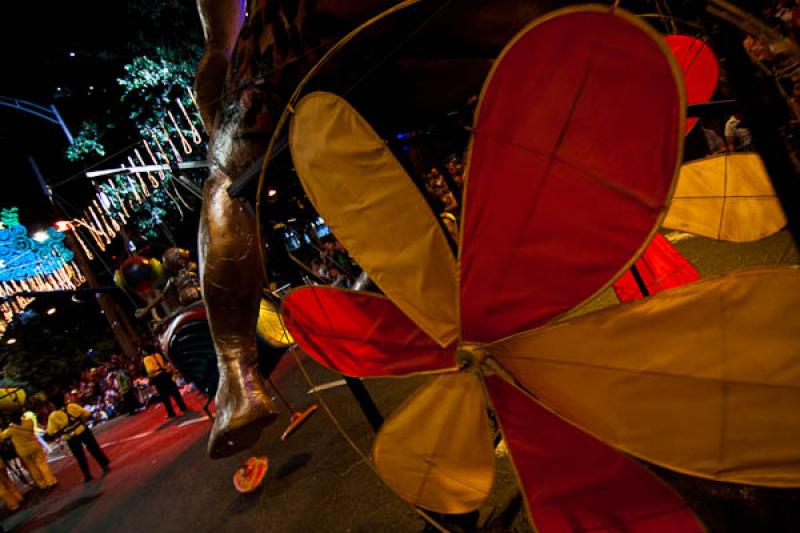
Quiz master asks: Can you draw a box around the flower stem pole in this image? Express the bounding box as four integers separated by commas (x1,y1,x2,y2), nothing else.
629,264,650,297
344,377,383,432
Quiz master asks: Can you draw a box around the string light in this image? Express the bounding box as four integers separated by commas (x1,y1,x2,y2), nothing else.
160,124,183,162
128,156,151,198
135,148,160,188
0,215,87,329
177,97,203,144
63,93,206,264
167,110,193,155
143,141,166,181
150,130,171,166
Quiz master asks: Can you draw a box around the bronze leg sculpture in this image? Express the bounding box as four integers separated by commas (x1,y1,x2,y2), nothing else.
195,0,394,457
196,0,279,458
195,0,365,458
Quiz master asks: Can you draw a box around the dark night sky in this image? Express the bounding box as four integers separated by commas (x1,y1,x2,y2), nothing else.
0,2,195,229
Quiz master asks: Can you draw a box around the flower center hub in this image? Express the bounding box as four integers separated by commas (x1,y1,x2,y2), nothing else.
456,343,488,372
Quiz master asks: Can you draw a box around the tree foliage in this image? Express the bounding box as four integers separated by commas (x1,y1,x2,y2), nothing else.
118,47,201,129
1,308,117,392
65,121,107,162
61,0,204,243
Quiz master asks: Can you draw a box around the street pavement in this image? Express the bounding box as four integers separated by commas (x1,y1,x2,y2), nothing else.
0,230,797,532
0,352,524,533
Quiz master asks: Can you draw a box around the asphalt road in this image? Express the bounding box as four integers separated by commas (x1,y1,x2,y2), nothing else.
0,230,797,532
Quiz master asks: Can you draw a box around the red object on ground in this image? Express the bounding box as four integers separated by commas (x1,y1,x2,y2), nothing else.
282,287,457,378
486,376,703,532
233,456,269,493
459,11,683,343
665,35,719,133
613,233,700,301
281,404,319,442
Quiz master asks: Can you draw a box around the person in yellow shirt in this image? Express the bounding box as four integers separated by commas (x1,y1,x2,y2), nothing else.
23,410,51,453
0,456,23,511
47,394,110,483
2,412,57,489
143,349,188,418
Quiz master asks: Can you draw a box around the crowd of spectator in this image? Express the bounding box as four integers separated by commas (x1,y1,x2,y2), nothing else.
310,239,359,288
742,1,800,120
424,158,463,215
422,156,465,241
67,354,145,426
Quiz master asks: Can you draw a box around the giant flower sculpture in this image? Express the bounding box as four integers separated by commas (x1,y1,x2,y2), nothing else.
280,6,800,531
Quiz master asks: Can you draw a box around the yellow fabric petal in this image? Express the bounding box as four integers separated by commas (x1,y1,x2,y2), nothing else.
289,91,458,347
256,298,294,347
489,267,800,487
663,153,786,241
373,372,494,513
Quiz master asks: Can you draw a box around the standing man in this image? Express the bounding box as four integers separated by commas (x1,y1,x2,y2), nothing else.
46,393,110,483
112,367,140,415
143,348,187,419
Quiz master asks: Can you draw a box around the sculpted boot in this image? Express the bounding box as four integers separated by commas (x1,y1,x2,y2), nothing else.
209,342,278,458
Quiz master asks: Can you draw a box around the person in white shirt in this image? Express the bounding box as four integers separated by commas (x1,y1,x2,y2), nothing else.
725,114,754,152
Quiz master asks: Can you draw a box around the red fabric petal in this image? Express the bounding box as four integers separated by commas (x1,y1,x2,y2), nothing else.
665,35,719,133
485,376,704,533
282,287,456,378
460,10,682,343
613,233,700,301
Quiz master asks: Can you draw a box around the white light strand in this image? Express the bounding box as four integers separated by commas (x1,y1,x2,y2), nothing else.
171,176,195,212
160,124,183,162
58,91,208,267
126,174,142,204
135,149,160,188
167,110,193,155
186,87,206,135
150,130,172,165
87,206,111,245
160,179,185,221
127,156,151,198
70,226,94,260
143,141,166,181
115,191,130,221
177,97,203,144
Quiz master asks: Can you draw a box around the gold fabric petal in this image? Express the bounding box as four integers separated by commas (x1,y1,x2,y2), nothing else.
256,298,294,347
373,372,494,513
663,153,786,241
489,267,800,487
289,91,458,347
